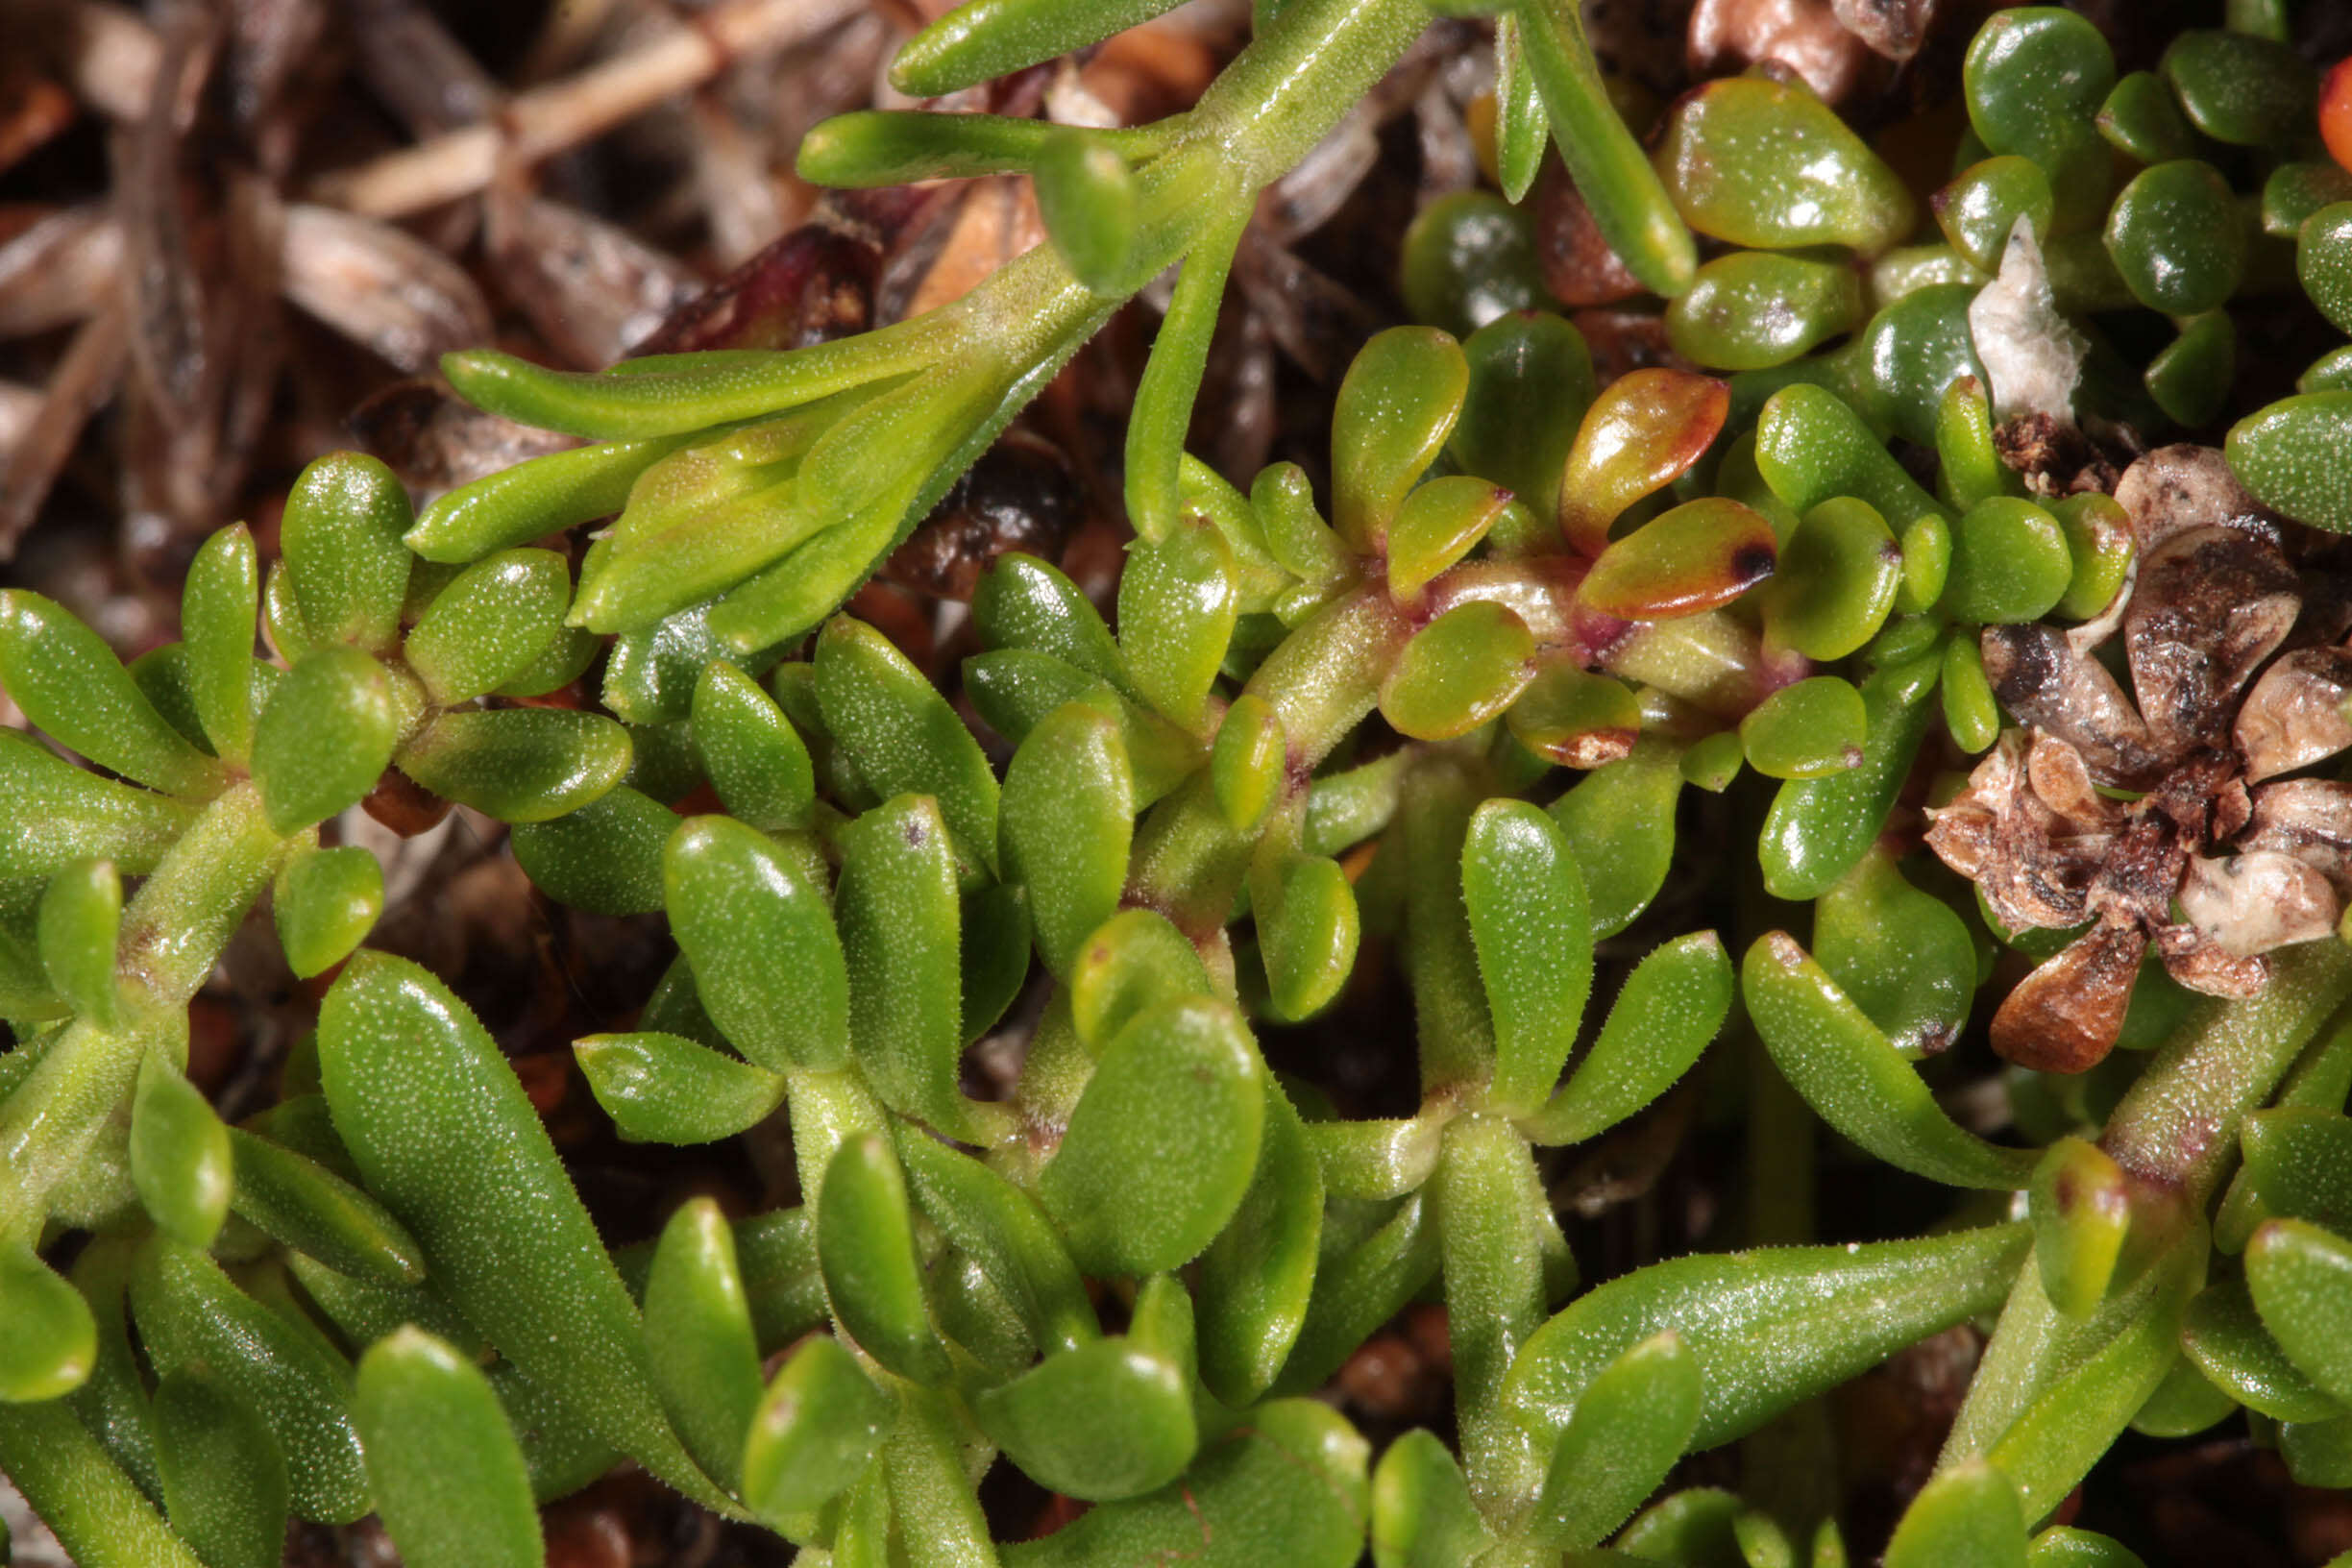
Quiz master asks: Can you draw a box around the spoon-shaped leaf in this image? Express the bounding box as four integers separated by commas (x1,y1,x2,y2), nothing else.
1039,994,1265,1276
1528,1331,1701,1548
816,616,1000,873
38,857,121,1025
1884,1462,2026,1568
0,589,225,799
2030,1138,2132,1320
664,815,848,1071
1334,327,1469,553
0,1245,95,1402
1576,498,1777,623
692,659,815,831
740,1335,895,1520
973,1335,1196,1500
576,1030,786,1145
354,1327,542,1568
2183,1275,2344,1421
153,1372,287,1568
1744,932,2037,1189
1556,370,1728,556
1379,600,1536,742
396,708,630,823
899,1134,1096,1356
182,525,260,765
1370,1427,1495,1568
1001,700,1134,980
1463,799,1592,1115
130,1054,233,1251
2248,1218,2352,1405
401,548,570,704
1521,931,1731,1147
225,1127,425,1286
646,1197,764,1489
840,795,980,1134
280,453,413,653
254,647,399,834
1197,1078,1324,1408
273,845,383,981
819,1133,951,1385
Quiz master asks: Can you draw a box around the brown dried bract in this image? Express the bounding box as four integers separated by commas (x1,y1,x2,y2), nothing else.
1928,446,2352,1072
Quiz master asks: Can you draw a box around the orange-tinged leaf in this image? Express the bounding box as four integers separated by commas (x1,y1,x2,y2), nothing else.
1556,369,1727,556
1576,498,1776,622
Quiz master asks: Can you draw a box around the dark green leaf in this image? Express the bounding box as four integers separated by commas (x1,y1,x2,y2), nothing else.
575,1030,785,1144
396,708,631,823
646,1196,764,1489
152,1372,288,1568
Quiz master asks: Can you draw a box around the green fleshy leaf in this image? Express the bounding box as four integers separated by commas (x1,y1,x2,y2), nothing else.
401,549,571,704
37,857,122,1024
1740,676,1867,781
1120,518,1237,730
128,1235,367,1522
1211,694,1286,834
130,1054,233,1250
1040,994,1266,1276
272,845,383,980
509,784,674,916
0,1245,96,1402
2246,1218,2352,1405
692,659,814,832
1744,932,2037,1188
182,525,261,766
1549,741,1680,938
2183,1275,2343,1422
1521,931,1731,1147
253,647,398,834
317,953,728,1509
0,589,225,799
888,0,1189,95
817,617,1000,874
575,1030,785,1144
2030,1137,2132,1319
1757,649,1938,901
1379,600,1536,742
280,453,414,653
153,1371,288,1568
396,708,631,823
840,795,982,1134
900,1134,1096,1356
740,1335,894,1519
1656,77,1914,254
1883,1462,2026,1568
1333,327,1468,553
225,1127,426,1286
0,1401,205,1568
645,1196,764,1489
818,1132,950,1384
973,553,1129,688
1529,1331,1702,1549
353,1328,543,1568
1000,700,1134,980
1463,799,1592,1115
1035,130,1139,292
1812,849,1977,1057
0,730,198,881
2028,1527,2150,1567
974,1333,1195,1501
664,815,848,1071
1198,1077,1324,1408
1370,1427,1495,1568
1761,499,1900,662
1069,906,1213,1054
1257,852,1360,1023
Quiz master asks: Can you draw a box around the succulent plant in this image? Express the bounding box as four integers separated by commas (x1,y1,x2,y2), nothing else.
6,2,2352,1566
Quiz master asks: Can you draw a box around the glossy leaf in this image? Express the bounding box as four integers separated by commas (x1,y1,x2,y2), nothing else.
1529,1331,1701,1549
0,1399,206,1566
1332,327,1468,553
279,452,413,653
1379,600,1535,742
741,1334,894,1519
273,845,383,980
397,708,629,823
1963,7,2114,216
225,1127,426,1286
2227,391,2352,532
153,1372,287,1568
1452,311,1596,527
2247,1217,2352,1404
665,815,848,1071
354,1328,542,1568
1035,130,1138,292
1001,700,1134,980
1557,370,1729,557
2162,28,2315,147
819,1132,950,1384
1667,251,1864,372
509,784,674,915
645,1197,763,1488
838,795,975,1133
0,729,198,880
1507,662,1642,769
1655,77,1915,255
0,589,225,798
0,1245,96,1402
575,1029,784,1144
1522,931,1731,1147
1812,849,1976,1057
2102,160,2244,315
1259,852,1360,1022
130,1053,233,1250
253,647,398,834
975,1333,1195,1501
816,617,1000,872
1884,1462,2026,1568
1400,191,1548,342
1463,798,1592,1114
1757,649,1938,900
1740,677,1866,781
899,1133,1096,1356
1937,157,2056,273
1040,994,1265,1276
1549,740,1681,938
1069,906,1213,1053
1578,498,1776,623
317,953,726,1508
1198,1077,1323,1407
183,525,261,765
1388,478,1517,601
1754,384,1949,536
1120,518,1237,729
1744,932,2037,1188
37,856,121,1024
129,1235,367,1522
402,549,570,704
1762,498,1901,661
1506,1222,2032,1456
2183,1275,2343,1421
2030,1137,2132,1318
1211,694,1285,833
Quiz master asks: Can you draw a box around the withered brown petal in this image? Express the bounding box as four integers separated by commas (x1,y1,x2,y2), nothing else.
2243,778,2352,896
2023,731,2123,833
2176,851,2341,959
2235,647,2352,784
1991,919,2145,1073
1924,732,2107,931
2114,443,2280,552
2153,923,2272,999
2123,527,2299,758
1979,625,2165,788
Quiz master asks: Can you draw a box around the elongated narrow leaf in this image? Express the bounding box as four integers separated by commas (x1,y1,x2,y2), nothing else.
0,1399,207,1568
1529,1331,1702,1548
153,1372,287,1568
1040,995,1265,1276
1001,700,1134,980
575,1030,786,1144
2030,1138,2131,1319
741,1335,894,1520
974,1335,1195,1500
279,453,413,653
38,856,122,1025
819,1133,950,1384
1274,1191,1443,1398
0,729,199,881
973,552,1129,685
816,617,1000,873
396,708,631,822
692,659,815,831
1506,1223,2032,1455
317,953,728,1509
1463,799,1592,1114
354,1328,542,1568
1525,932,1730,1146
839,796,971,1132
131,1054,233,1250
1198,1078,1324,1408
1119,519,1237,729
2184,1276,2343,1421
183,525,260,765
226,1127,426,1286
129,1236,367,1522
664,815,848,1071
646,1197,764,1489
0,589,224,798
1744,932,2037,1188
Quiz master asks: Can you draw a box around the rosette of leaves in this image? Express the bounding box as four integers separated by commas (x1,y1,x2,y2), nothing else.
396,0,1698,680
0,451,627,1527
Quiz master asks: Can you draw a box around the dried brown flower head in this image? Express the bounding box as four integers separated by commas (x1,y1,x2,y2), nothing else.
1927,447,2352,1073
